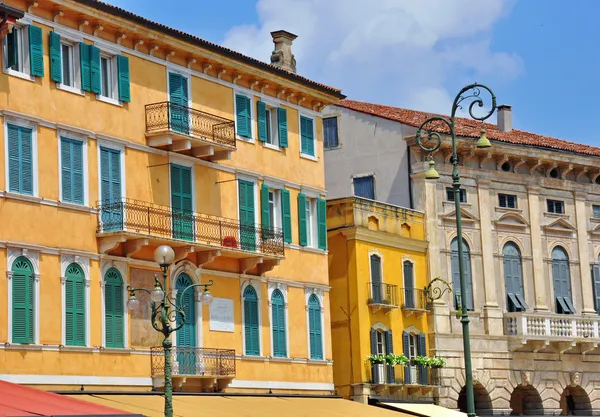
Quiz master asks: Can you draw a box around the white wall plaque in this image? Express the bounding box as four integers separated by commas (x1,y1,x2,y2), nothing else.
209,298,235,332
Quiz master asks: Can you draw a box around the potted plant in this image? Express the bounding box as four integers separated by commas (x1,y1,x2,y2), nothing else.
428,356,446,368
412,355,429,367
394,354,409,367
367,354,386,384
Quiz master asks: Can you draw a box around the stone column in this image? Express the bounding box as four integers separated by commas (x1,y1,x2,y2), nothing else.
527,185,548,311
573,191,595,314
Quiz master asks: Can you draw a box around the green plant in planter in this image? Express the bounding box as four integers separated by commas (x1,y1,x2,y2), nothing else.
394,354,409,367
428,356,446,368
412,356,430,366
385,354,397,365
366,354,386,364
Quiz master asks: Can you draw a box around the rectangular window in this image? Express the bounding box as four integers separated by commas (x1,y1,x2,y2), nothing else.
354,175,375,200
323,117,339,149
61,43,74,87
5,26,27,74
60,137,85,205
265,107,279,146
593,205,600,219
498,193,517,209
261,184,281,236
306,198,315,247
446,187,467,203
7,123,34,195
300,115,315,157
547,199,565,214
376,330,385,355
100,55,116,99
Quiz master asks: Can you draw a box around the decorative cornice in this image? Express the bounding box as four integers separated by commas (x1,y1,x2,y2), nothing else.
338,227,428,252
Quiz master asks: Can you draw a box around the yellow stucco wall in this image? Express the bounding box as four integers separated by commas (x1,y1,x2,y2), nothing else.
0,0,337,392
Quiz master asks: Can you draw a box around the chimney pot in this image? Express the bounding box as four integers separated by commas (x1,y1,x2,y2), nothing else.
497,104,512,132
270,30,297,73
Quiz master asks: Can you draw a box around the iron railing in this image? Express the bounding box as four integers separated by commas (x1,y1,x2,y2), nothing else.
145,101,236,148
367,282,399,307
370,363,441,386
399,288,430,311
150,346,236,377
97,198,285,257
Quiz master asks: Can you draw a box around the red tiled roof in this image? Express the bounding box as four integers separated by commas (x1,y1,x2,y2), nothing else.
338,99,600,158
72,0,344,99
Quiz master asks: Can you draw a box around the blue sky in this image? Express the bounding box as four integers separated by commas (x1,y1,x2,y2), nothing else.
107,0,599,146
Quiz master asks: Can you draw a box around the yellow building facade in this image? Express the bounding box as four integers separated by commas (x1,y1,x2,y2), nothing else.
0,0,343,393
327,197,438,403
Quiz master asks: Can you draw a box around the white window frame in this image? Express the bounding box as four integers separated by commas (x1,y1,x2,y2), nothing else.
170,261,203,350
236,173,260,228
57,130,89,207
166,68,193,121
305,288,326,361
299,113,317,161
2,22,33,81
60,255,91,347
323,115,340,150
98,52,119,105
233,90,255,142
168,156,196,213
376,329,386,355
407,333,418,359
96,140,127,204
304,197,318,248
6,248,40,345
241,280,263,357
264,104,280,149
268,283,290,359
268,188,282,231
4,117,39,197
100,260,129,349
57,39,84,96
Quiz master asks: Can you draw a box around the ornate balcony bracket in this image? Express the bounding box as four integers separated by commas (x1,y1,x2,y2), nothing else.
125,238,148,257
99,235,126,254
558,341,576,354
581,342,598,355
174,246,195,262
258,259,280,275
368,303,398,315
196,250,221,266
241,257,263,274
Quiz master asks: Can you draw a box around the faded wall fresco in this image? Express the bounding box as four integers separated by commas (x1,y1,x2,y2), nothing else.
130,267,164,347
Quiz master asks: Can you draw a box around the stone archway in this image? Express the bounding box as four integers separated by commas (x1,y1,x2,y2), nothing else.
510,385,543,415
560,385,592,415
458,383,493,415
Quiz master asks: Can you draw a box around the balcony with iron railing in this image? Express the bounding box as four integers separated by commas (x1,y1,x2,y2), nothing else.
367,282,399,313
150,346,236,391
145,101,236,161
399,288,430,317
369,363,440,394
96,198,284,274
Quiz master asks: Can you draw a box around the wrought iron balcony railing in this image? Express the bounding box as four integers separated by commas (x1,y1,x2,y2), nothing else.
150,346,236,377
145,101,236,149
367,282,399,307
370,363,441,386
97,198,284,257
399,288,430,312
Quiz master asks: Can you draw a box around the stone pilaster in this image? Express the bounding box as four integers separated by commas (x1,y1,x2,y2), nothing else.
527,185,548,311
573,190,596,314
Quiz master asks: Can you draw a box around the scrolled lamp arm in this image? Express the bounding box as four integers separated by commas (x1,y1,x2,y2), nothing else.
169,280,214,333
415,115,453,153
424,277,453,302
451,83,497,121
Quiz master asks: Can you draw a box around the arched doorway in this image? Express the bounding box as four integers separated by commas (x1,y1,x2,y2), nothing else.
510,385,543,415
458,384,493,415
561,385,592,415
175,273,196,374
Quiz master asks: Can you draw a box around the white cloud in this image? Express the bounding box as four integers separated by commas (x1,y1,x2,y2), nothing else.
222,0,522,114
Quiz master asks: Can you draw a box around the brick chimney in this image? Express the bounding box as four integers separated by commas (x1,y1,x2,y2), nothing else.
270,30,297,73
497,105,512,132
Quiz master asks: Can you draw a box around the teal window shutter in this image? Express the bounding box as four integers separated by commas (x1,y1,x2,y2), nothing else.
49,31,62,83
170,164,194,241
90,45,101,94
300,116,315,156
417,334,428,385
104,268,124,348
308,294,322,360
79,43,91,91
175,273,197,362
28,25,44,77
238,179,256,252
271,289,286,357
317,198,326,250
8,124,33,195
65,263,85,346
235,94,250,138
117,55,130,102
243,286,260,355
281,189,292,243
12,256,34,344
277,108,288,147
6,29,17,69
257,101,267,142
402,331,411,383
298,193,307,246
385,330,395,382
61,138,84,204
261,183,270,231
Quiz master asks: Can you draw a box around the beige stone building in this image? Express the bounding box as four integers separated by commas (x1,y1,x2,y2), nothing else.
325,100,600,415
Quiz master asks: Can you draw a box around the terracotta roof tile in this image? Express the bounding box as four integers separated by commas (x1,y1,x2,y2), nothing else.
73,0,344,98
338,99,600,158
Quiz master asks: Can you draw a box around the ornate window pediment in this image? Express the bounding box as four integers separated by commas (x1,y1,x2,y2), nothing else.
441,207,479,224
543,218,576,235
494,212,530,230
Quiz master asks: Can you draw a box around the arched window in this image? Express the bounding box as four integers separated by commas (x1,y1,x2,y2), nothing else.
12,256,34,344
65,263,85,346
503,243,527,312
403,260,415,309
175,273,196,374
271,289,287,357
308,294,323,360
370,327,393,382
243,285,260,356
552,246,575,314
370,254,382,303
104,268,124,348
450,238,474,311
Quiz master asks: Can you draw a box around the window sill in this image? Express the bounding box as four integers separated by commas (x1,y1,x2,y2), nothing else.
590,217,600,223
544,212,569,218
300,153,318,162
307,359,330,365
57,83,85,96
96,95,122,107
1,191,40,203
57,200,97,213
100,347,132,354
237,135,255,144
3,68,34,82
269,356,292,363
324,146,341,151
5,343,42,351
263,142,282,152
495,206,522,213
286,243,327,255
442,201,470,208
238,355,268,361
60,345,95,352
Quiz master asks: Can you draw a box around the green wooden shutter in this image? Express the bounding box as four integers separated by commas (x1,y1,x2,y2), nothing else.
9,125,33,196
79,43,91,91
317,198,326,250
261,184,270,232
244,286,259,356
175,273,196,374
235,94,250,138
28,25,44,77
308,295,322,360
104,268,124,348
90,46,101,94
100,147,123,231
20,127,33,196
65,263,85,346
417,334,428,385
12,257,34,344
272,289,286,357
306,117,315,156
6,29,17,69
257,101,267,142
370,328,377,354
171,164,193,241
49,31,62,83
61,138,72,202
277,108,288,147
117,55,130,102
281,189,292,243
403,261,415,309
61,139,84,204
402,331,411,383
169,73,189,134
298,193,307,246
385,330,394,383
238,180,256,252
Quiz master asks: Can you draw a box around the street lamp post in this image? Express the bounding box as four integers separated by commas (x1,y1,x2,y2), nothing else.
126,245,214,417
415,83,497,417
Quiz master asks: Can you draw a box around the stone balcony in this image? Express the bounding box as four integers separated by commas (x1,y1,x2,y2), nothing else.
504,312,600,353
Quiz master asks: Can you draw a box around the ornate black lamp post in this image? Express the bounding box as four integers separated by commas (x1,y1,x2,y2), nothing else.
126,245,214,417
416,83,497,417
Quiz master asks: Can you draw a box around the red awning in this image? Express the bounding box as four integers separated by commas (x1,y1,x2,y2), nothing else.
0,380,140,417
